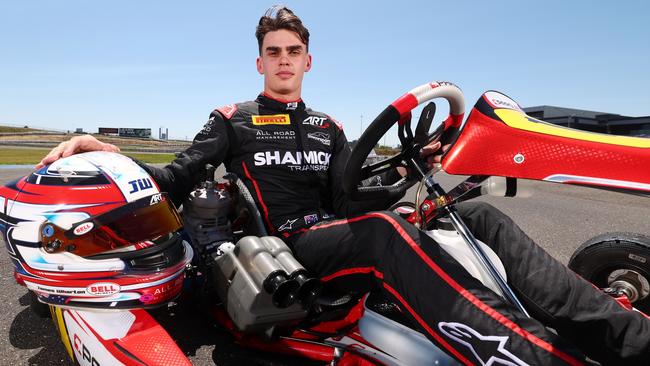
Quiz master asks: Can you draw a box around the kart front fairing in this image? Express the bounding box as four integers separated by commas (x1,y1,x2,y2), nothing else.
442,91,650,194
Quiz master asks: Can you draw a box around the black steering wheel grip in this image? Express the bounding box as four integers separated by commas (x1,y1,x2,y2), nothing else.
343,81,465,200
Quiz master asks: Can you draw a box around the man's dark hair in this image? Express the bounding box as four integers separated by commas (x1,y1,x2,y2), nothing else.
256,6,310,54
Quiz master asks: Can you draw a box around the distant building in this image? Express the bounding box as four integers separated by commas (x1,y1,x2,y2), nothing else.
99,127,119,136
524,106,650,137
118,128,151,138
98,127,152,138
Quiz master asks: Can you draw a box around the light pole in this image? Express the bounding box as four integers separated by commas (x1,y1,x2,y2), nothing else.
360,114,363,137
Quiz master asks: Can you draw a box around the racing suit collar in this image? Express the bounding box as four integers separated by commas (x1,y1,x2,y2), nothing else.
258,93,306,112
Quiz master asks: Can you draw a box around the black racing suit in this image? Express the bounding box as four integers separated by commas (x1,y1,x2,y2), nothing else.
144,94,650,365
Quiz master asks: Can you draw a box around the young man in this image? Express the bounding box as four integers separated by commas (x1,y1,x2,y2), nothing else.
38,6,649,365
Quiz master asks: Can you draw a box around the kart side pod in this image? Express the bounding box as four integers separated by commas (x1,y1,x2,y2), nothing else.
213,236,319,332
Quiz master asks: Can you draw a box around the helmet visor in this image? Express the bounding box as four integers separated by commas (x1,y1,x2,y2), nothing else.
40,193,182,257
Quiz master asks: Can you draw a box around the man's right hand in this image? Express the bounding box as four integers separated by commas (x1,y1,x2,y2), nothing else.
36,135,120,169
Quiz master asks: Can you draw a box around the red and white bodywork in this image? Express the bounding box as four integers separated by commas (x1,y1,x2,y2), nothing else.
443,91,650,193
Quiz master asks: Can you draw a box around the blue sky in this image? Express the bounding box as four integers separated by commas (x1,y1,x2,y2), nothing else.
1,1,648,145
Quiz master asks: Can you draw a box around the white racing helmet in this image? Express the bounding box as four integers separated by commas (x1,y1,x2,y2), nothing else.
0,152,193,309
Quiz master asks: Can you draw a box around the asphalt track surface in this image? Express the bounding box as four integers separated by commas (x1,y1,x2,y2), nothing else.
1,165,648,365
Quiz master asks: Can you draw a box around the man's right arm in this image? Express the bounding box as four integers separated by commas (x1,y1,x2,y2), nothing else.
37,111,231,207
140,111,231,206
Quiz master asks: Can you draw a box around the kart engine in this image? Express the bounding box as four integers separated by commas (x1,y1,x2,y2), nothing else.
183,166,318,332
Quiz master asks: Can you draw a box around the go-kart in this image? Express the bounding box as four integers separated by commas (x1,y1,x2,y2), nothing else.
1,81,649,365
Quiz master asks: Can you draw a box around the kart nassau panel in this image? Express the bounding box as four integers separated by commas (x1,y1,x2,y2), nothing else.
51,306,190,366
442,91,650,193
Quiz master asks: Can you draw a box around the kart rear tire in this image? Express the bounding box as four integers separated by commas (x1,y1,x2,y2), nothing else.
568,232,650,313
29,292,51,318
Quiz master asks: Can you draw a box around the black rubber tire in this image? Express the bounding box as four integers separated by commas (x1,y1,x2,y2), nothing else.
568,232,650,313
29,291,51,318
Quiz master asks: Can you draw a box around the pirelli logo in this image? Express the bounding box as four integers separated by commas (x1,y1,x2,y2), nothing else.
252,114,290,125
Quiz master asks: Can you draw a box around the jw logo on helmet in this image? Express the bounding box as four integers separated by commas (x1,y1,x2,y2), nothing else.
128,177,153,194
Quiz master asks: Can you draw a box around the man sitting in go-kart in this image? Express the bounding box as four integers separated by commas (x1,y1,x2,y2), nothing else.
38,6,650,365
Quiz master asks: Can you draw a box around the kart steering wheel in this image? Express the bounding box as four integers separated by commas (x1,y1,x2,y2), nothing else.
343,81,465,200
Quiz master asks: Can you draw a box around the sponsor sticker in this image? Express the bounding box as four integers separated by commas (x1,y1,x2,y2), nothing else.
86,282,121,296
255,130,295,140
127,177,154,194
439,322,529,366
253,150,331,172
304,214,318,225
73,222,94,236
307,132,331,146
303,115,330,128
252,114,291,125
484,91,523,112
278,218,299,231
150,193,163,205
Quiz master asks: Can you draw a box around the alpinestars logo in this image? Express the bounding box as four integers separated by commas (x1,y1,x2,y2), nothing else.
278,218,298,231
253,150,331,171
438,322,529,366
303,116,330,128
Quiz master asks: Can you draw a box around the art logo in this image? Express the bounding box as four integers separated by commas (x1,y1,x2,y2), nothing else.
303,115,329,128
252,114,291,125
150,193,163,205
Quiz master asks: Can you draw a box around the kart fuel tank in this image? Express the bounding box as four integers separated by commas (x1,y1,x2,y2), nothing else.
358,298,459,365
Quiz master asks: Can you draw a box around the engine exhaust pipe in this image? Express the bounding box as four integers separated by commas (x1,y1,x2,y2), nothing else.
263,270,299,308
292,271,321,307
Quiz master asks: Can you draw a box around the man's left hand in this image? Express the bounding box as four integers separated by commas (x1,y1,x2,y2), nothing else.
420,140,450,171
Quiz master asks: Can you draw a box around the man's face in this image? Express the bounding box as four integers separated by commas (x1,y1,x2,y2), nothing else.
256,29,312,100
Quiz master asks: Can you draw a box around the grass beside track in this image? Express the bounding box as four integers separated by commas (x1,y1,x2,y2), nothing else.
0,147,175,165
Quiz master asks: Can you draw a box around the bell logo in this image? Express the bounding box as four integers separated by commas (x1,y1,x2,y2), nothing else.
73,222,94,236
86,282,121,296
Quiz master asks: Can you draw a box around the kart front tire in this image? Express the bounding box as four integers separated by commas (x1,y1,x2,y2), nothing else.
569,232,650,313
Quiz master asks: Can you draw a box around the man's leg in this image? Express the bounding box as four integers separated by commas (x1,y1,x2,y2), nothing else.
291,211,586,365
457,201,650,365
